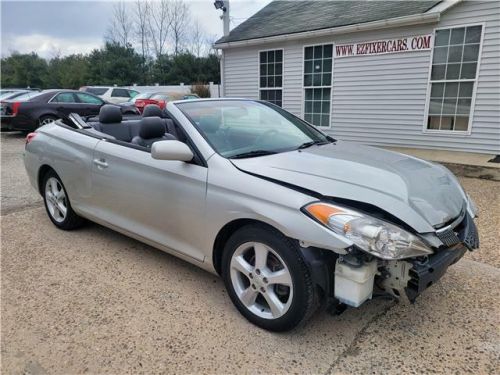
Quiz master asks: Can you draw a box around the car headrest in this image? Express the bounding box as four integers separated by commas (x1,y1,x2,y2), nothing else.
99,104,122,124
143,104,163,118
199,116,220,133
139,117,166,139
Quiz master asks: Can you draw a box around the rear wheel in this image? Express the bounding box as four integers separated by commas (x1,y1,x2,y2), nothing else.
222,224,317,331
42,170,85,230
39,115,58,127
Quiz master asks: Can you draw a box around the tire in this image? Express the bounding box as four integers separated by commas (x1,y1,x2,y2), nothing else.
38,115,58,127
222,224,317,332
42,170,85,230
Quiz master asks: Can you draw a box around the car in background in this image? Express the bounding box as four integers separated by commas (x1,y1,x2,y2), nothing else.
182,94,200,100
1,89,138,132
134,92,176,113
0,88,41,100
79,86,139,104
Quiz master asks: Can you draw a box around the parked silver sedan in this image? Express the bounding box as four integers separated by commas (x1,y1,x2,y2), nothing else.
24,99,479,331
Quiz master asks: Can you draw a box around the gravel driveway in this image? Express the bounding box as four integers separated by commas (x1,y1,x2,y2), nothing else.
1,131,499,374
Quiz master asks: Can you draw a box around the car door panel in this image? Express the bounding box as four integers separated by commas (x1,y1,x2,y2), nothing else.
49,92,80,118
90,140,208,261
43,127,101,215
75,92,105,116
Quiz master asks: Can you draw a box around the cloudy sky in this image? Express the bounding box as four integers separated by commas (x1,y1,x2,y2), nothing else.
0,0,271,58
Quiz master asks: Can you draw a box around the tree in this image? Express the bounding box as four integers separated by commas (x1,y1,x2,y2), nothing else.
134,1,150,60
105,1,133,46
148,0,172,58
46,54,89,89
169,0,190,55
0,52,48,88
189,20,205,57
86,43,142,86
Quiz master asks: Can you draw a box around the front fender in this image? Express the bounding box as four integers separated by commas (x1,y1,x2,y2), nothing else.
204,156,351,260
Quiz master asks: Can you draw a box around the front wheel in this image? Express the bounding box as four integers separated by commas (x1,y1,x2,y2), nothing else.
222,224,317,331
42,170,85,230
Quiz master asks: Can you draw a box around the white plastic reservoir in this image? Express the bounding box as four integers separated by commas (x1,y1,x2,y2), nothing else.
334,259,378,307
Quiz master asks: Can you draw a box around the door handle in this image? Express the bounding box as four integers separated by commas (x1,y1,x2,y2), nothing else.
93,158,108,168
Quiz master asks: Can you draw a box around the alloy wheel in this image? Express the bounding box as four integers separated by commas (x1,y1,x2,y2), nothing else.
45,177,67,222
39,117,56,126
230,241,294,319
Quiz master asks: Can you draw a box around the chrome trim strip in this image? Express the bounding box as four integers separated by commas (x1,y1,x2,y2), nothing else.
435,205,466,234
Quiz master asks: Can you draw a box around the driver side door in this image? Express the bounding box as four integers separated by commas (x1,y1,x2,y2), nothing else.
75,92,105,116
88,140,208,262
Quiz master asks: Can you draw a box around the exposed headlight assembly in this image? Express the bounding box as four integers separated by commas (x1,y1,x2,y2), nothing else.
304,202,433,260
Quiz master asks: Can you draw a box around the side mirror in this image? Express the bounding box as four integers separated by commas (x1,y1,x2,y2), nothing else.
151,140,194,162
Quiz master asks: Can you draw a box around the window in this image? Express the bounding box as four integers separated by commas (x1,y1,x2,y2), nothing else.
427,25,482,132
111,88,131,98
76,92,104,105
303,44,333,127
151,94,170,101
259,49,283,107
85,87,108,96
53,93,76,103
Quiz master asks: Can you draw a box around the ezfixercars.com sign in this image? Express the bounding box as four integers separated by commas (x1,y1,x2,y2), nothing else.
335,35,432,57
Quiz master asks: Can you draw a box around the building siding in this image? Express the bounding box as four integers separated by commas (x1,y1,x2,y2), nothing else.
221,1,500,154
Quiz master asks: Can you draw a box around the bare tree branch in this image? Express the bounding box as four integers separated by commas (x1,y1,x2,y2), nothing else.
189,20,205,57
169,0,190,55
134,1,150,58
148,0,172,57
105,1,133,46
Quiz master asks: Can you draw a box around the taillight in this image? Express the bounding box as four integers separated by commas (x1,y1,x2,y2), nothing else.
25,132,37,145
158,100,166,109
11,102,21,116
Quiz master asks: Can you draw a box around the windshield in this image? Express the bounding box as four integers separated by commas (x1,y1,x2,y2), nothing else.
135,92,154,100
176,100,330,158
151,94,169,101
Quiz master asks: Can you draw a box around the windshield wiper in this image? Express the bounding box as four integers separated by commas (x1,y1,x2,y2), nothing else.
297,140,330,150
229,150,278,159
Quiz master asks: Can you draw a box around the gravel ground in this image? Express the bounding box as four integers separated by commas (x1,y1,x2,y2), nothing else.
1,132,499,374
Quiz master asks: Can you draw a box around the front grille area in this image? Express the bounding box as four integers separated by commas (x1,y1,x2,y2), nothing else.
436,228,461,247
435,212,479,251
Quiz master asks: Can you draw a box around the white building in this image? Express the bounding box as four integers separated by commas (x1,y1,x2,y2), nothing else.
215,0,500,154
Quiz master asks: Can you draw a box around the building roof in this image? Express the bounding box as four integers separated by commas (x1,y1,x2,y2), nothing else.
215,1,441,45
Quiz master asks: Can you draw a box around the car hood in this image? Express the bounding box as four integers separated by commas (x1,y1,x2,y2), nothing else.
231,141,466,233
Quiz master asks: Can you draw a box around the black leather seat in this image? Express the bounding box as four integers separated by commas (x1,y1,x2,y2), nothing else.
142,104,179,140
143,104,164,118
131,117,176,148
92,105,142,142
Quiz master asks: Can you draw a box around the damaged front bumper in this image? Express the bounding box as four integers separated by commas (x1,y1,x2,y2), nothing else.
380,212,479,303
333,213,479,308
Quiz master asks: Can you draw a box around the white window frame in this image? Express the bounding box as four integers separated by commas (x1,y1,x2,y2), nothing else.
422,22,485,136
258,48,284,107
300,42,334,128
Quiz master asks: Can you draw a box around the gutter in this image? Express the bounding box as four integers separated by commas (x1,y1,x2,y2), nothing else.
215,12,441,49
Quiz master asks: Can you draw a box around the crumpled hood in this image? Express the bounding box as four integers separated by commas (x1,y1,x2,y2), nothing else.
232,141,466,232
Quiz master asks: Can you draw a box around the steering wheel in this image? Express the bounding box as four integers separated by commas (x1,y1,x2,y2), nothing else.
254,129,279,146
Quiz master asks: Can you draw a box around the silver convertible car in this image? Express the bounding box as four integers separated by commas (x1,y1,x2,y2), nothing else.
24,99,479,331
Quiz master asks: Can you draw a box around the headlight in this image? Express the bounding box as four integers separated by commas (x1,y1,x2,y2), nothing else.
303,202,433,260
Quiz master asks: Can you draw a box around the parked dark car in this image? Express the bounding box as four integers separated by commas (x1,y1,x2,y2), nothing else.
1,89,139,132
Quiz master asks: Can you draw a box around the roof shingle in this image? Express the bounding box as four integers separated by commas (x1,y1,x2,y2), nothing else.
216,1,441,44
